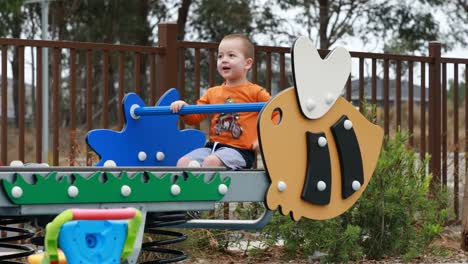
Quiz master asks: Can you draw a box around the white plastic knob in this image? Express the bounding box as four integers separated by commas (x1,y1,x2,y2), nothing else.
121,185,132,197
318,137,327,147
11,186,23,198
68,186,79,198
156,152,165,161
317,181,327,191
277,181,287,192
344,120,353,130
138,151,147,161
188,160,201,168
325,93,335,105
352,180,361,191
103,160,117,167
171,184,181,196
10,160,24,167
218,184,228,195
306,98,316,111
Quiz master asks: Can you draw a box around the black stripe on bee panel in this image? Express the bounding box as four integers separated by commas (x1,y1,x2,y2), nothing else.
331,115,364,199
301,131,331,205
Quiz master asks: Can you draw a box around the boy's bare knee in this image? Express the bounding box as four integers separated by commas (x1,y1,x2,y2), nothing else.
202,155,223,167
177,156,192,167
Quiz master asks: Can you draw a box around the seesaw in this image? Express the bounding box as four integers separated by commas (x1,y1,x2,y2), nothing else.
0,37,383,263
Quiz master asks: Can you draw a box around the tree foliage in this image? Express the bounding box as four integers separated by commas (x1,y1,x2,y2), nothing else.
0,0,463,52
365,1,440,53
189,0,253,42
254,0,446,53
0,0,24,38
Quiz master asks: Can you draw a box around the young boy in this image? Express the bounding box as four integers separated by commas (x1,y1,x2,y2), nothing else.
170,34,272,169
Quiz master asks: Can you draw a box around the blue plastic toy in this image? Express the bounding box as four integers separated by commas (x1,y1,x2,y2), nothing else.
86,88,206,166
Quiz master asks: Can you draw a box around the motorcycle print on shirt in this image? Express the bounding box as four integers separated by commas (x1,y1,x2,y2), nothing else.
214,97,243,139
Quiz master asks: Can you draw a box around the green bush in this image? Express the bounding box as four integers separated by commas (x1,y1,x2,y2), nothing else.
261,131,449,262
353,132,449,260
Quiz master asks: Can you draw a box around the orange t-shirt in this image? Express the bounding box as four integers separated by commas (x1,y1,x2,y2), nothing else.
181,82,271,150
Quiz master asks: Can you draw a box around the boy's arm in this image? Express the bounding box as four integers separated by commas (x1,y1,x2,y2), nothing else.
170,92,210,125
180,112,208,125
257,87,272,102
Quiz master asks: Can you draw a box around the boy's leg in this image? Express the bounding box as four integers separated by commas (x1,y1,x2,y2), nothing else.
202,155,224,167
178,147,211,167
176,156,193,167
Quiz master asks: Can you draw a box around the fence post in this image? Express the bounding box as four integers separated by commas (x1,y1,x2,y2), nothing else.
428,41,441,192
157,22,179,97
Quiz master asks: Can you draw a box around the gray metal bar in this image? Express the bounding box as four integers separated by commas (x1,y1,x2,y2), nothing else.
15,202,216,216
176,210,274,230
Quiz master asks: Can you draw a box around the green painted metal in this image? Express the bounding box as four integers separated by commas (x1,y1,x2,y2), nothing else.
45,209,73,263
122,209,142,259
2,171,231,204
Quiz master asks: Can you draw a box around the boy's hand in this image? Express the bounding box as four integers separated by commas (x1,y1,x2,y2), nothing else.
170,100,188,113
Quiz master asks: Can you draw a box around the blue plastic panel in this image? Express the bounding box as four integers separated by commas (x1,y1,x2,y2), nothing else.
59,220,127,264
86,89,206,166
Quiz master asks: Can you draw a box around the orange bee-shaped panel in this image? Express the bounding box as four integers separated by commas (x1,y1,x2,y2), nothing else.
257,37,383,221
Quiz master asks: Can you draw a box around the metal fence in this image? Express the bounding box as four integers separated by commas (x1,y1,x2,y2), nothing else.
0,22,467,218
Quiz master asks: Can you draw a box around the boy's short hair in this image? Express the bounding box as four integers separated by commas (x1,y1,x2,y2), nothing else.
221,34,255,59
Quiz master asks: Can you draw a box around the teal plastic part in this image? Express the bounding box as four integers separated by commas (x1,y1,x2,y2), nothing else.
58,220,127,264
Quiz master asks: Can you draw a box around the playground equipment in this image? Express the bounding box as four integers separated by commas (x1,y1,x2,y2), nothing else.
0,36,383,263
27,208,141,264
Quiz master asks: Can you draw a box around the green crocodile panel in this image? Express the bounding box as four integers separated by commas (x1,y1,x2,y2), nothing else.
2,171,231,204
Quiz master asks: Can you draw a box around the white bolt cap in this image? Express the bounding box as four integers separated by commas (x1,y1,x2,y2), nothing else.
188,160,201,168
352,180,361,191
317,181,327,191
11,186,23,198
344,120,353,130
325,93,335,105
103,160,117,167
318,137,327,147
218,184,228,195
138,151,147,161
130,104,141,120
277,181,287,192
10,160,24,167
68,186,79,198
156,152,165,161
171,184,181,196
306,98,316,111
121,185,131,197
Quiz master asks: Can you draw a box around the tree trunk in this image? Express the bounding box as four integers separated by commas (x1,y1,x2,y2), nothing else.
52,0,67,40
136,0,152,100
318,0,330,49
12,48,19,128
108,63,118,124
177,0,192,40
11,14,22,128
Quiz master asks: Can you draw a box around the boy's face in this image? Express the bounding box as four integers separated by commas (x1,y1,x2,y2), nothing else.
217,38,253,85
